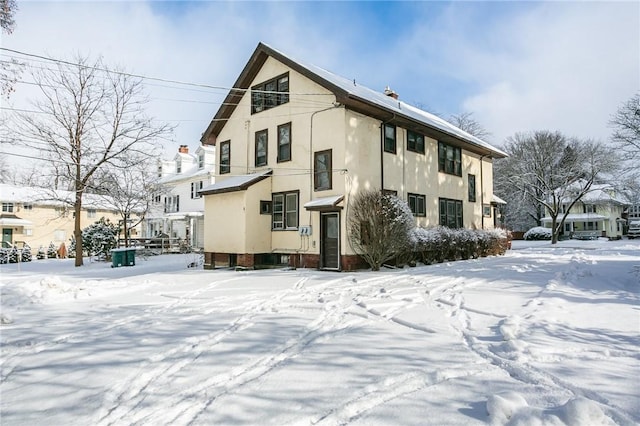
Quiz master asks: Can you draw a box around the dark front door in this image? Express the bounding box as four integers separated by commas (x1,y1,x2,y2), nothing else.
2,228,12,245
321,212,340,270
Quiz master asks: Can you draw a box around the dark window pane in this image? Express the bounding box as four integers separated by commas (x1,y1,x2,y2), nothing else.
468,174,476,202
255,130,268,167
220,141,230,174
384,124,396,153
277,123,291,162
314,150,332,190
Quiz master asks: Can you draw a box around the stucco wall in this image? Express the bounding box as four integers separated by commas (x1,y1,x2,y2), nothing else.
205,55,499,261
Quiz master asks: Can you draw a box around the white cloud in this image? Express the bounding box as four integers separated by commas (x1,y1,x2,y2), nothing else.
455,2,640,145
3,0,638,167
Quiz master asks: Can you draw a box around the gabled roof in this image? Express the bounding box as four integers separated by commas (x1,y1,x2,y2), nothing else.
200,169,272,195
201,42,507,158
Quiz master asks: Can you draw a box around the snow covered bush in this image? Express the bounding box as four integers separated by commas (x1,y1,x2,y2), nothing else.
347,190,414,271
68,237,76,257
46,242,57,259
523,226,552,240
8,245,19,263
411,227,509,264
36,246,46,260
21,243,32,262
82,217,119,259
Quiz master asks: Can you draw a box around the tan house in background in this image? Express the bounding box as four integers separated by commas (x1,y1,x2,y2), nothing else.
0,183,136,251
541,185,629,239
200,43,507,271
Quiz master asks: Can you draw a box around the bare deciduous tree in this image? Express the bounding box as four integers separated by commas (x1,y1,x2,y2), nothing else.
92,156,163,248
610,93,640,164
449,112,491,140
0,1,23,99
347,189,414,271
14,55,172,266
497,131,616,244
0,0,17,34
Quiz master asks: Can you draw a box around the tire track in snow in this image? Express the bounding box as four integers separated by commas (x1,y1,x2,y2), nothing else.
95,275,312,426
122,275,403,426
310,363,490,425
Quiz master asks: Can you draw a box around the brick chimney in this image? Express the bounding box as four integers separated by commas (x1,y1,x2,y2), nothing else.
178,145,189,154
384,86,399,100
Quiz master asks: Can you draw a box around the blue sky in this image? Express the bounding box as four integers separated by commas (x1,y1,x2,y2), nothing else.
2,1,638,158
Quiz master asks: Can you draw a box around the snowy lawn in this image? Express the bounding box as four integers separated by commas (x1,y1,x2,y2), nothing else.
1,240,639,425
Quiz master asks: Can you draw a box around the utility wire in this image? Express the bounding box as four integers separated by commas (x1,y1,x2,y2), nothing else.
0,48,337,97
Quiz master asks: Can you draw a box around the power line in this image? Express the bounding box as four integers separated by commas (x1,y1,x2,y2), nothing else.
0,48,337,97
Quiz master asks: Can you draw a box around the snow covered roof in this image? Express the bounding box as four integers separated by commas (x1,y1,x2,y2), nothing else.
200,169,272,195
202,43,507,158
541,213,608,223
160,166,215,184
579,185,630,205
0,183,119,210
0,214,33,227
492,194,507,205
304,195,344,211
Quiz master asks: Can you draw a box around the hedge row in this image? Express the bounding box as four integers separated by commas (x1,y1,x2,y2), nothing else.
408,226,510,265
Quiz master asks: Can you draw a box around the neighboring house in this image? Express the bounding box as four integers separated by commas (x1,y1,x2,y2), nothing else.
144,144,216,250
540,185,629,239
0,183,136,250
199,43,508,271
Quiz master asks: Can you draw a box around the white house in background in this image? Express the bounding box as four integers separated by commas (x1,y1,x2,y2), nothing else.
541,184,629,239
144,144,216,250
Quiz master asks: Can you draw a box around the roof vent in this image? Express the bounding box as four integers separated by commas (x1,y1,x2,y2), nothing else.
384,86,399,100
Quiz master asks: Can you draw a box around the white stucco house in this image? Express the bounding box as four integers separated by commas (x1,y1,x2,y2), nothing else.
144,144,216,250
198,43,507,270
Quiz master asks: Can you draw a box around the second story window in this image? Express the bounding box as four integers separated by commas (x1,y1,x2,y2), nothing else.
314,149,332,191
198,152,205,169
438,142,462,176
277,122,291,162
219,140,230,175
384,123,396,153
165,195,180,213
407,130,425,154
2,202,14,213
468,174,476,202
584,204,597,213
176,158,182,174
251,73,290,114
191,181,203,199
255,129,268,167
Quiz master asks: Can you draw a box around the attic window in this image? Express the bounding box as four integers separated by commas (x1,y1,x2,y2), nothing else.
198,152,205,169
251,73,290,114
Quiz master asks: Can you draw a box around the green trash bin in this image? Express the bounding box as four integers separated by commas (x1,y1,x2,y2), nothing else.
125,248,135,266
111,248,135,267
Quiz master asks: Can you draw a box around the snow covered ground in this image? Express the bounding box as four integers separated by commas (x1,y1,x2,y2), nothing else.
1,239,639,425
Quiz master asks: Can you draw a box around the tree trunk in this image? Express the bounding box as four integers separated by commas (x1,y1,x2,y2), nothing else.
123,214,129,248
74,192,83,266
551,215,559,244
